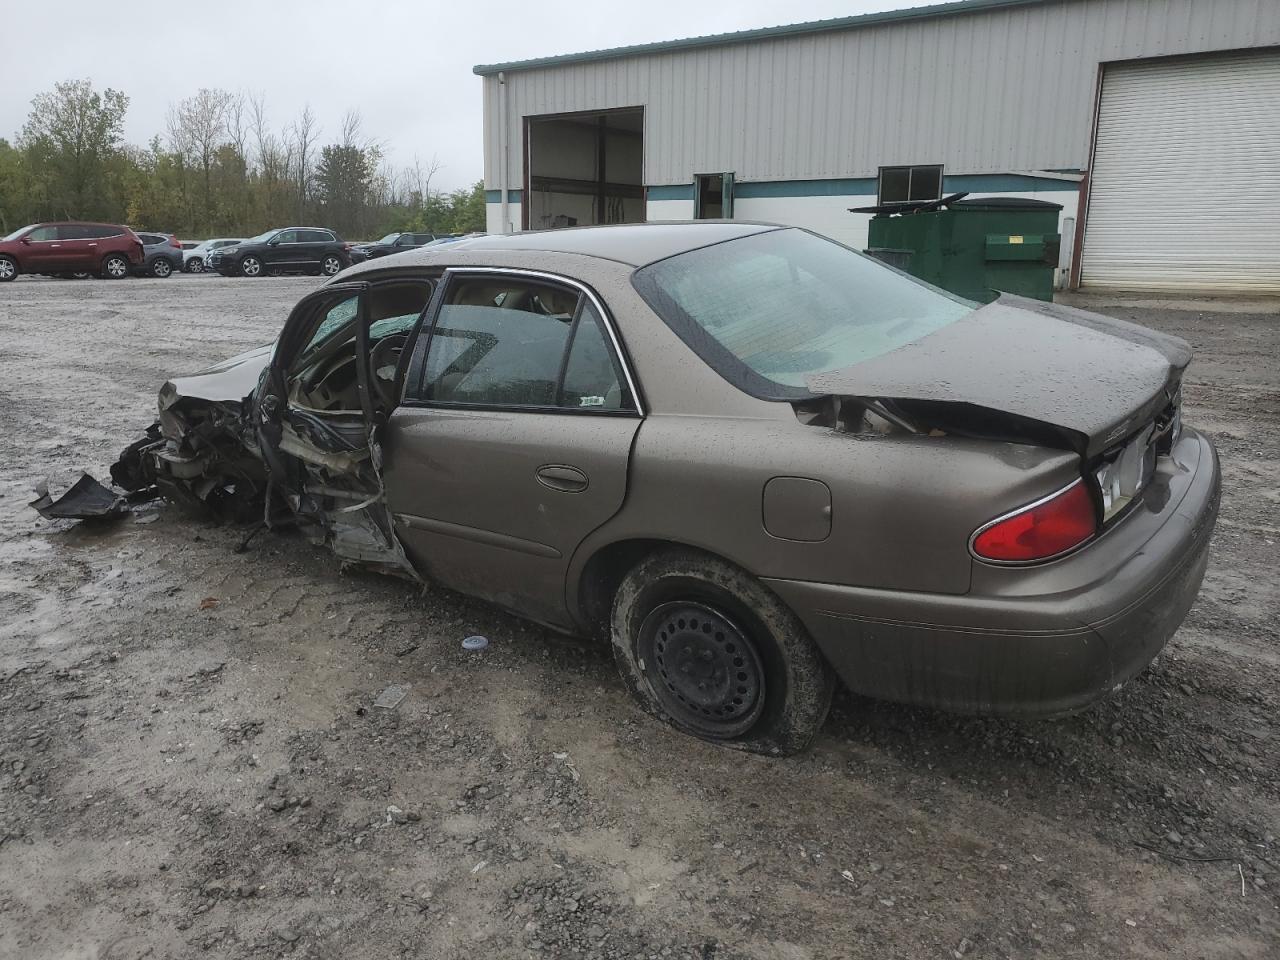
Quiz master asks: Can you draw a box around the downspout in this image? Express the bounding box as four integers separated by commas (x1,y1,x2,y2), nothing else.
498,71,510,234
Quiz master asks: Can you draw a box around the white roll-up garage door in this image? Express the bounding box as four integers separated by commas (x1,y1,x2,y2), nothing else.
1081,50,1280,293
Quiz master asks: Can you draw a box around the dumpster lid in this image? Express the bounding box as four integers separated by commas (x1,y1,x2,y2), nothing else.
850,193,1063,215
949,196,1063,212
848,192,968,215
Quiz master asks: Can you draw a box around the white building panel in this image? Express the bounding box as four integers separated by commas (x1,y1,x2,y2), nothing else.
479,0,1280,192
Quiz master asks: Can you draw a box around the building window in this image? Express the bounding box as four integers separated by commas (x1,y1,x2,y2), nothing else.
877,165,943,205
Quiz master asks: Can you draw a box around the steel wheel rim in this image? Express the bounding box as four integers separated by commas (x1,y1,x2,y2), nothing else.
155,260,170,277
323,257,340,275
637,600,766,738
242,258,260,276
0,260,13,279
189,260,203,272
107,258,126,277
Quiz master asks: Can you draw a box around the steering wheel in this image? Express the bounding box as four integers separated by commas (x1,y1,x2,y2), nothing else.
369,335,409,409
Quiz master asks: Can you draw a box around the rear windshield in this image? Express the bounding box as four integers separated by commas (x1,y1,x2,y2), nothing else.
631,228,973,398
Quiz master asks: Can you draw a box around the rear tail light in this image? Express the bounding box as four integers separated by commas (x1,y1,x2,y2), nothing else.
970,480,1097,563
342,242,351,251
169,236,181,248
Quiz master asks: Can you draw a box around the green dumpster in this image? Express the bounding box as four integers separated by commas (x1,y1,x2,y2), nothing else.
861,195,1062,303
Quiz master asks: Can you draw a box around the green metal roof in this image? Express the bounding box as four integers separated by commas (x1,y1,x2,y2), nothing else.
473,0,1055,76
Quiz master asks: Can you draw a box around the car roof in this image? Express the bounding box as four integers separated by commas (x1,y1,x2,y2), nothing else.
425,221,782,267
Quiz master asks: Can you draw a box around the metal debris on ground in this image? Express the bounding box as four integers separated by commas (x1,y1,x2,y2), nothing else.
199,597,220,610
373,685,408,710
29,473,127,521
462,635,489,651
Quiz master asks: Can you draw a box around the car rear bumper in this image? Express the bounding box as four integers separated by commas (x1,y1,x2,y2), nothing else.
764,428,1220,717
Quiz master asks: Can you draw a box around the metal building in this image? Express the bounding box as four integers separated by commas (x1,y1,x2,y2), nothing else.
475,0,1280,293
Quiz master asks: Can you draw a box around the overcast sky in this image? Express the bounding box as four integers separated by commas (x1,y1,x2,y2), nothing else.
4,0,930,191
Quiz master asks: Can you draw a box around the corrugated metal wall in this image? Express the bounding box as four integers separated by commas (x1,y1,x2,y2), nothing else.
481,0,1280,189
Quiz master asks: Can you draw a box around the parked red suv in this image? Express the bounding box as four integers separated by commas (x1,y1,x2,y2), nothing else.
0,222,145,282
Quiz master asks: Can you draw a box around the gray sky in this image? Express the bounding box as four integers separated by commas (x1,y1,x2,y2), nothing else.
4,0,930,191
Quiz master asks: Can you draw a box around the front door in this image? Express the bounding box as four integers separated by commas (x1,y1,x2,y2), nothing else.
264,229,301,269
254,278,435,567
385,269,642,627
21,225,64,271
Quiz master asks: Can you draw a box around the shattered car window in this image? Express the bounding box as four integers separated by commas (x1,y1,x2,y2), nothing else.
304,297,360,353
632,228,973,395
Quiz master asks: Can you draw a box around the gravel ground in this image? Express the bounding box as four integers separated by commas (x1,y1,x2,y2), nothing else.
1,274,1277,960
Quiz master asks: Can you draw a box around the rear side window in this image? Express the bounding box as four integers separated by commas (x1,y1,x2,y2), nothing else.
90,225,123,238
301,229,334,243
56,225,91,240
417,277,631,412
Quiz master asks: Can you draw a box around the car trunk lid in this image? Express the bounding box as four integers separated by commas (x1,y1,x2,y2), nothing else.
804,294,1190,458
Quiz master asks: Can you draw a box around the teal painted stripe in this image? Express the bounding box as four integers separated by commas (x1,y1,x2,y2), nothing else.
484,189,524,204
643,174,1079,202
943,174,1079,192
646,184,693,201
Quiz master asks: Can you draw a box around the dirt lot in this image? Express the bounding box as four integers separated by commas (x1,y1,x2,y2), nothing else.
1,274,1277,960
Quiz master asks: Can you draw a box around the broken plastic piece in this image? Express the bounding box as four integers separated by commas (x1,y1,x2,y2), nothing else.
373,684,408,710
30,474,127,521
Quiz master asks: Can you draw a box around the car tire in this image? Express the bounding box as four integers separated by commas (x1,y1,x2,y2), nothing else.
610,548,835,756
186,259,204,273
240,256,263,278
321,255,343,277
151,258,173,278
101,254,130,280
0,255,17,282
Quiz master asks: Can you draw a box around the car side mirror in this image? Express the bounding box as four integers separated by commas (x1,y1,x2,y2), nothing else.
268,236,281,246
20,236,31,245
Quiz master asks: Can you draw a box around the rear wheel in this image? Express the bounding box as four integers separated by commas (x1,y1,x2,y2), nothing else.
0,256,17,282
239,256,263,278
610,548,835,755
321,255,343,277
101,254,129,279
151,258,173,278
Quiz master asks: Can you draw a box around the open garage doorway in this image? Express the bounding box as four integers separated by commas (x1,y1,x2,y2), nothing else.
524,108,644,230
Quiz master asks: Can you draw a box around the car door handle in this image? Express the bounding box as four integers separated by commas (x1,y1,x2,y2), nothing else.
536,464,588,493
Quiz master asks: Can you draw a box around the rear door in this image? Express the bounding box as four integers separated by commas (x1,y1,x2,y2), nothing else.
298,229,332,267
56,224,98,268
385,268,643,626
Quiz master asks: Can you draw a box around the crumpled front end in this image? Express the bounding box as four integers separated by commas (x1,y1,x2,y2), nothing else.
111,384,268,522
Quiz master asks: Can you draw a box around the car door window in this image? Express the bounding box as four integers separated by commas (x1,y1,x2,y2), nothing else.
421,279,581,407
28,226,57,241
274,230,299,245
300,230,331,243
560,302,629,410
416,276,634,412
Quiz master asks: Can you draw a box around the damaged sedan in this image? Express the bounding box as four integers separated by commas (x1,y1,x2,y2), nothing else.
113,223,1220,754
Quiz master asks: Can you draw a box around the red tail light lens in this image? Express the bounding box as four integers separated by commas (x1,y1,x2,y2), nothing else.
170,236,181,248
971,480,1097,563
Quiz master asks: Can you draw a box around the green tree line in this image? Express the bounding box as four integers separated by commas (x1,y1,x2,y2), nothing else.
0,80,485,240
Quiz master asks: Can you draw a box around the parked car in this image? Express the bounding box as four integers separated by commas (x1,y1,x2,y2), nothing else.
184,238,245,273
112,223,1219,755
134,232,184,278
349,232,453,264
207,227,350,278
0,221,144,281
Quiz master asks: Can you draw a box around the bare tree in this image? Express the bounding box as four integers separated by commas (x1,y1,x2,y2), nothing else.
166,88,234,229
286,104,320,220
